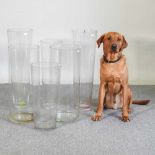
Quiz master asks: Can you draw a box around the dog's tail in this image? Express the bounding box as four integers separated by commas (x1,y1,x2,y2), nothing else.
132,100,150,105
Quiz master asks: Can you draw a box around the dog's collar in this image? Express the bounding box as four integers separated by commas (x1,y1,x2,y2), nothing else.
103,55,122,63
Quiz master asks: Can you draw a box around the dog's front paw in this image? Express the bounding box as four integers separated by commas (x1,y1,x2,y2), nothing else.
122,115,130,122
91,113,103,121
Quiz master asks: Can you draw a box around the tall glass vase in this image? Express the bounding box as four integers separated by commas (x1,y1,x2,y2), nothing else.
7,28,40,123
72,30,97,111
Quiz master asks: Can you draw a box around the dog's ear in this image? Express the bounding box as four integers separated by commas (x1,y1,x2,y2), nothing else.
121,35,128,50
97,34,105,48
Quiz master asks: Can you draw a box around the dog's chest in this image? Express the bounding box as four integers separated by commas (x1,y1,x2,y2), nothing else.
101,63,125,83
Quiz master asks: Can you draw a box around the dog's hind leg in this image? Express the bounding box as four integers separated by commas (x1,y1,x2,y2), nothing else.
104,93,115,109
128,88,132,113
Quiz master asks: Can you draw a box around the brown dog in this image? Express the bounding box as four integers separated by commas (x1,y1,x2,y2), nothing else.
91,32,150,122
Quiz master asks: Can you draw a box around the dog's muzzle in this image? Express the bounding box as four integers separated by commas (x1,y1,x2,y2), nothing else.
111,44,117,52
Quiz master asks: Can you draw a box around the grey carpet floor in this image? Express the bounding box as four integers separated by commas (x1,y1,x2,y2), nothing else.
0,84,155,155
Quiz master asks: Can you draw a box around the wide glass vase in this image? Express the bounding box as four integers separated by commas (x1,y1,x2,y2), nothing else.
51,40,80,124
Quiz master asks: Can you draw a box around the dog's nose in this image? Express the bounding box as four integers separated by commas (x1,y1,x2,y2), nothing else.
111,44,117,52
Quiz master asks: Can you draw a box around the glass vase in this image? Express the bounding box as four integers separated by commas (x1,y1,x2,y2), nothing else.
72,30,97,111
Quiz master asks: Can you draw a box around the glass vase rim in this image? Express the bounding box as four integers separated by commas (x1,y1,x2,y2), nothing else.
31,62,61,69
8,44,39,49
7,28,33,33
72,29,97,34
50,39,81,51
40,38,62,44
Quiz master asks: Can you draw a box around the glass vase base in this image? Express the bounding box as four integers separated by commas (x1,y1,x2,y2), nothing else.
34,121,56,129
80,102,91,111
9,112,33,124
56,112,78,123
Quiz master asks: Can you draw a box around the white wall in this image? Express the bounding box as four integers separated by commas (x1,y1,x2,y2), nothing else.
0,0,155,84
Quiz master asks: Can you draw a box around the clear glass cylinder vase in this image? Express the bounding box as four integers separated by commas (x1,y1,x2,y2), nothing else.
51,40,80,124
31,62,60,129
72,30,97,111
8,45,39,123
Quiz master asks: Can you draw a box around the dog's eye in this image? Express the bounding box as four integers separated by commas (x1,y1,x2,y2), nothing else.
107,36,111,40
117,38,121,41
